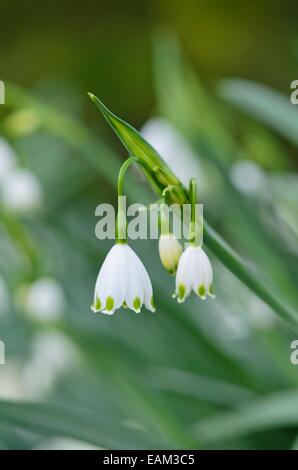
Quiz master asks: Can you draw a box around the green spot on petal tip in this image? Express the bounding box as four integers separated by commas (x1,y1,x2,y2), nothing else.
208,285,215,297
133,297,141,312
106,296,114,311
198,285,206,298
178,284,186,301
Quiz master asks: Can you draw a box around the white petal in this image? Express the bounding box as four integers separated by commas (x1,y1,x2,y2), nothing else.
174,246,215,302
190,248,204,298
191,247,213,298
124,247,144,312
198,248,213,288
93,244,126,313
175,247,197,301
133,252,155,312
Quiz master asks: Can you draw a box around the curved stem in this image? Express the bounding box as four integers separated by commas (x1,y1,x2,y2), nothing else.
116,156,152,243
188,178,202,246
117,156,152,197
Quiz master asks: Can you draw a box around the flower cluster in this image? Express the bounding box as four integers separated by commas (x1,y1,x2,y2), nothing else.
91,163,214,315
91,236,214,315
89,95,214,316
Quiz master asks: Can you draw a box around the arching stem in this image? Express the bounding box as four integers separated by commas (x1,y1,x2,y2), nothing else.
116,156,152,243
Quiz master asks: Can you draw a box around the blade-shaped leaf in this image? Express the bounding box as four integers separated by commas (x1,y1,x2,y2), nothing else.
88,93,181,191
193,389,298,444
0,400,158,449
218,79,298,146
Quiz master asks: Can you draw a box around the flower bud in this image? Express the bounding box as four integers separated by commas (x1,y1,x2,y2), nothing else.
158,233,183,274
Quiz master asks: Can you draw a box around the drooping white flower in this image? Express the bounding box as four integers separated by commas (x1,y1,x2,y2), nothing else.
174,246,215,302
1,168,43,213
158,233,183,274
91,243,155,314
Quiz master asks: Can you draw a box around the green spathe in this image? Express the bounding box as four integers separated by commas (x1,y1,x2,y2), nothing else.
88,92,183,200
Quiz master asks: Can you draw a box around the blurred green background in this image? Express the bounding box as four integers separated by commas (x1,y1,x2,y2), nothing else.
0,0,298,450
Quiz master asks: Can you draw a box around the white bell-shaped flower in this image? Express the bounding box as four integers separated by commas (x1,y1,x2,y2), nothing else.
174,246,215,302
91,244,155,315
158,233,183,274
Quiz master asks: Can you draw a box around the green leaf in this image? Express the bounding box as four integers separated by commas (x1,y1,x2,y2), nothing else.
193,389,298,444
0,400,156,449
4,83,120,182
88,93,180,191
4,82,151,204
203,221,298,331
149,367,256,406
218,79,298,146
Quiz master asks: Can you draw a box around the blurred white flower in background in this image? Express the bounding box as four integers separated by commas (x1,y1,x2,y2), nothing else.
24,277,65,322
246,296,275,329
0,138,17,182
141,118,206,190
0,362,24,400
3,109,41,137
0,275,9,315
34,437,101,450
0,168,43,213
21,331,80,398
229,160,266,195
265,173,298,255
197,261,276,344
